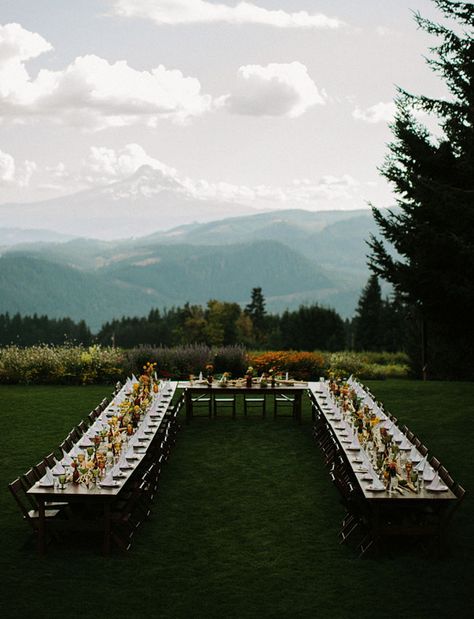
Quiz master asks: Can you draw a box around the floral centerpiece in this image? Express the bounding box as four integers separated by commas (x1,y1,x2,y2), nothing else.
245,366,255,388
219,371,231,386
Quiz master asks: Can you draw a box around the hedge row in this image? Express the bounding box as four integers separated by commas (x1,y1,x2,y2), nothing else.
0,345,409,385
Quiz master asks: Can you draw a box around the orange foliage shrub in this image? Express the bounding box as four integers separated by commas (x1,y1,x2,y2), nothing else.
248,351,328,380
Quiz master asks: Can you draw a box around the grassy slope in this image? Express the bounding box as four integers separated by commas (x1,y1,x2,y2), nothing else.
0,381,473,619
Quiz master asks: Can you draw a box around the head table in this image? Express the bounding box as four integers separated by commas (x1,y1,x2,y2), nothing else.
181,379,308,424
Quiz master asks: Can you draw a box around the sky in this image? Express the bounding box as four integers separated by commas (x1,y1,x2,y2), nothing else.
0,0,448,215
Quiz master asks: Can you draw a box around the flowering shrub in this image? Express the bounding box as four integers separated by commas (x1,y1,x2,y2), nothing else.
0,345,124,385
327,351,409,380
123,345,247,379
0,345,408,384
249,351,329,380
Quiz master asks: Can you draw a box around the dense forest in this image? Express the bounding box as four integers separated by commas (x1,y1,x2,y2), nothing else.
0,281,405,352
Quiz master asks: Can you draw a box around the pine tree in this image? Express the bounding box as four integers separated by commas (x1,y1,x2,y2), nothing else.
245,287,267,342
367,0,474,378
353,275,384,351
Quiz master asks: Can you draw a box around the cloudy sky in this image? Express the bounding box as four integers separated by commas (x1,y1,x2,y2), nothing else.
0,0,447,214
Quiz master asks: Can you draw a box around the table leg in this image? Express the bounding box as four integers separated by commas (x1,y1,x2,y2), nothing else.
295,392,302,424
103,500,111,556
185,389,192,424
37,497,46,556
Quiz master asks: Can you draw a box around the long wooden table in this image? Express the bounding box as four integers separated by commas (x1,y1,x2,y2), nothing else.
308,380,458,552
28,381,177,555
182,381,307,424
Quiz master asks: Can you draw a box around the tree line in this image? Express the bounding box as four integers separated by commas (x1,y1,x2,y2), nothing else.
0,283,404,353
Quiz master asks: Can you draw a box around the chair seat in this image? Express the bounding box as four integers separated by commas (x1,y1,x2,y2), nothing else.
28,508,61,520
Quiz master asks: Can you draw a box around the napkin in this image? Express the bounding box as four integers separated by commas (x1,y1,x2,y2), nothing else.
39,467,55,486
125,447,139,460
69,444,82,457
426,473,448,491
79,435,94,448
423,466,436,482
51,461,65,475
398,436,412,450
61,450,74,466
348,435,361,450
409,446,422,463
415,455,427,473
100,471,116,487
367,477,385,491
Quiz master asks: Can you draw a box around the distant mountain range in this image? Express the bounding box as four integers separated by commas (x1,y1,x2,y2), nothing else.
0,208,382,331
0,165,257,239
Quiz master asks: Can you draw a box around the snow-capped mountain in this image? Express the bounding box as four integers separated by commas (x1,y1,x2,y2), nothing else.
0,165,256,239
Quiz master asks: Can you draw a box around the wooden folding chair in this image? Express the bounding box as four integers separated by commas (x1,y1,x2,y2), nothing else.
244,394,266,418
273,393,296,420
213,394,236,419
8,478,61,535
110,481,147,551
191,393,212,418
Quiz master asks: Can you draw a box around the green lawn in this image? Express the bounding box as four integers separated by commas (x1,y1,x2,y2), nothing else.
0,381,473,619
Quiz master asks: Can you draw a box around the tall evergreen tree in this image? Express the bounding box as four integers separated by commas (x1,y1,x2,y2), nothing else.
367,0,474,378
245,287,267,342
353,275,384,351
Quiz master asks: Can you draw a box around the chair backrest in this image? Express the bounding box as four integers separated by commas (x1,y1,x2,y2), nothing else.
77,420,88,434
21,469,39,509
275,393,295,403
44,452,56,468
192,393,211,403
60,436,74,453
33,460,47,479
22,468,38,489
453,483,466,501
68,427,81,442
8,479,36,530
418,444,428,456
430,456,441,470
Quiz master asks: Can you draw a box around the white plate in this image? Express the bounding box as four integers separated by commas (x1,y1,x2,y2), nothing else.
426,484,448,492
100,481,120,488
366,485,385,492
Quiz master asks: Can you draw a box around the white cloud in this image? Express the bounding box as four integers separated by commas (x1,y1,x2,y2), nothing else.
0,148,36,187
45,143,361,208
352,101,396,124
353,100,430,125
80,143,177,185
111,0,343,29
0,23,215,129
227,62,326,118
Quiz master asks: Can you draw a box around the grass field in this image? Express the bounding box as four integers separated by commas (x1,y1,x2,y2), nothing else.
1,381,473,619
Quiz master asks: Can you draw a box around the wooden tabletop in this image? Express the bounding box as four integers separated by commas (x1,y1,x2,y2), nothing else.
308,381,457,502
